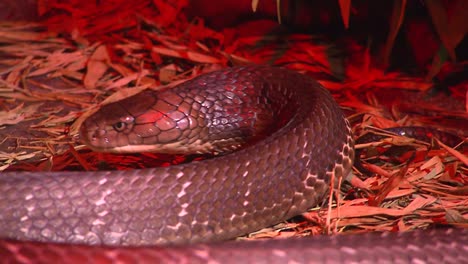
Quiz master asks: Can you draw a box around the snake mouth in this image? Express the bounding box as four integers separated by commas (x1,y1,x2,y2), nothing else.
90,140,217,155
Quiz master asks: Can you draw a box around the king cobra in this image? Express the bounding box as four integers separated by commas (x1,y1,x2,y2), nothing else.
0,66,466,263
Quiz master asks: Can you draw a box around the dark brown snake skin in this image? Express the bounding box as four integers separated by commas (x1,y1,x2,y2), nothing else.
0,66,465,263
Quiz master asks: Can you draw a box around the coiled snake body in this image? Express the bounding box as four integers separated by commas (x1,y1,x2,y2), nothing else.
0,66,466,263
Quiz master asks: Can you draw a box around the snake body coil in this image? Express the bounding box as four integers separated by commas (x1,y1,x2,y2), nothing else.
0,66,464,262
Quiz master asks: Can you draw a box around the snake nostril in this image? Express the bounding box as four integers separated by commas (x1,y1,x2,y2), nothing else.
90,129,107,142
98,129,107,137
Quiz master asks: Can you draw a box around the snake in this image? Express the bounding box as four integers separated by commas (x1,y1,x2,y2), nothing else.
0,65,465,262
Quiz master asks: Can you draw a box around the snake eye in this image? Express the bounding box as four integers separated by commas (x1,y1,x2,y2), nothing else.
113,121,127,132
112,116,134,132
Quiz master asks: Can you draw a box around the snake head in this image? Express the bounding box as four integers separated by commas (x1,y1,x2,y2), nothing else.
79,90,213,154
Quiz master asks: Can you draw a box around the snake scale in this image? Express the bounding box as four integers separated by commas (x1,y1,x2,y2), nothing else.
0,66,466,263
